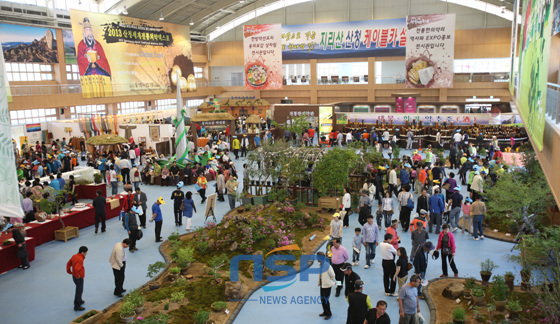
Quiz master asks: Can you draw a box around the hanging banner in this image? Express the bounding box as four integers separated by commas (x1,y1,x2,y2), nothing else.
0,23,58,63
69,10,195,98
553,0,560,36
516,0,552,151
243,24,283,90
281,18,407,59
62,29,77,64
319,106,333,135
509,0,520,95
0,43,24,219
405,14,455,88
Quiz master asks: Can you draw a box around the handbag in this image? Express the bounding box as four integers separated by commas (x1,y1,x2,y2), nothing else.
180,202,185,211
442,183,451,190
406,197,414,210
194,183,201,191
136,228,143,240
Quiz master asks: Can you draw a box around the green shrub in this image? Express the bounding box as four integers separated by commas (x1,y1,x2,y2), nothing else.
175,247,195,268
173,277,187,287
168,230,180,242
212,301,228,312
170,291,185,303
194,310,210,324
264,238,276,249
490,275,507,301
506,299,522,312
196,240,209,253
464,277,477,290
472,286,485,297
120,302,135,317
481,259,498,274
124,289,144,307
452,307,466,321
147,261,166,279
170,267,181,274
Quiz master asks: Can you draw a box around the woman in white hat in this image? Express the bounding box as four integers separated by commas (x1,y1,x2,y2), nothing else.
330,213,343,243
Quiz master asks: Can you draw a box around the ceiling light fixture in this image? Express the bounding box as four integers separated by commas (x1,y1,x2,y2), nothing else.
239,0,245,3
122,6,128,15
189,18,194,26
159,12,164,21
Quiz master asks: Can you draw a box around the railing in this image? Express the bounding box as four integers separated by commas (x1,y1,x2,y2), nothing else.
546,83,560,124
9,80,212,96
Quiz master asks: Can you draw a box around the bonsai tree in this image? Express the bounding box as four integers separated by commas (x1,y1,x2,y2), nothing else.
480,258,498,285
506,299,522,314
207,254,228,282
147,261,166,279
170,291,185,303
312,148,359,197
452,306,466,323
490,275,508,301
194,309,210,324
174,247,195,269
504,271,515,291
170,267,181,275
464,277,477,290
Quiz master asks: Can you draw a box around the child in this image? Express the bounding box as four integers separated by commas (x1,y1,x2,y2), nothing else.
394,247,410,295
352,228,363,266
387,145,393,160
462,197,473,234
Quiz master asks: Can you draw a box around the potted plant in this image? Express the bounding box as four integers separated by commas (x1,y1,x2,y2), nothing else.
486,304,496,320
147,261,166,290
463,277,477,299
472,286,485,306
194,309,210,324
490,275,508,311
93,173,103,184
452,306,466,324
125,289,144,314
211,301,228,312
506,299,522,320
504,271,515,291
169,266,181,280
520,266,531,291
480,259,498,286
174,247,195,269
119,301,136,323
70,309,103,324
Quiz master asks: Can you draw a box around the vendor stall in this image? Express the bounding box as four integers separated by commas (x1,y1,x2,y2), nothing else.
190,113,235,149
245,114,264,134
198,98,269,118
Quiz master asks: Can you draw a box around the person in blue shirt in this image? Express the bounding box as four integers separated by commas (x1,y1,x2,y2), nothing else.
49,175,60,192
57,173,66,190
97,157,107,182
45,162,52,176
400,164,410,189
52,158,61,174
151,197,165,242
254,134,261,147
428,188,445,234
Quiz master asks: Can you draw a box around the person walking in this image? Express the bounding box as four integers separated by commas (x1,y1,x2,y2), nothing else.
461,197,473,234
341,263,361,298
342,187,352,228
346,280,373,324
124,206,140,252
240,134,249,157
406,129,414,150
182,191,197,231
410,220,429,261
386,219,400,250
330,212,343,243
394,247,410,295
151,197,165,242
437,224,459,277
120,157,131,184
397,185,413,231
225,176,239,210
109,238,130,298
380,233,398,296
92,190,106,233
67,246,88,311
171,182,185,226
130,164,141,190
197,173,208,204
109,165,118,196
471,194,486,241
364,300,391,324
412,242,435,299
362,215,379,269
216,170,226,202
398,275,422,324
388,165,398,198
428,188,445,234
352,228,363,265
133,187,148,228
317,251,335,320
381,191,394,229
447,187,463,232
12,223,30,269
330,238,348,297
232,136,240,159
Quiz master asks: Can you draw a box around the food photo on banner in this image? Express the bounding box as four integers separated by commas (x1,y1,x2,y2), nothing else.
0,23,58,64
516,0,552,151
69,9,195,98
243,24,283,90
405,13,455,89
281,18,407,59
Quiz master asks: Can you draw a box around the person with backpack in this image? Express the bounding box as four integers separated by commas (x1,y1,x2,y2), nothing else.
133,187,148,228
130,164,141,190
397,185,413,231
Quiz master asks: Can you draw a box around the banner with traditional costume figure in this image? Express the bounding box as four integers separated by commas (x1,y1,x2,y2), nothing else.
69,10,195,98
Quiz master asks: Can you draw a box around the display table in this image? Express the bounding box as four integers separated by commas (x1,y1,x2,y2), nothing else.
318,197,341,210
501,152,524,166
54,226,79,242
75,183,106,200
40,166,95,183
0,236,36,274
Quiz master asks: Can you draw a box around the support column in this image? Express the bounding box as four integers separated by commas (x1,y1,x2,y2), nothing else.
368,57,376,102
310,59,318,104
439,88,448,102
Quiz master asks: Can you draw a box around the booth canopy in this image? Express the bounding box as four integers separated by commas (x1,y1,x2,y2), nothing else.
86,134,128,145
245,114,263,124
198,98,270,109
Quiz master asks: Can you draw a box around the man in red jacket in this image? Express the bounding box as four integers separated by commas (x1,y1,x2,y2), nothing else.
67,246,88,311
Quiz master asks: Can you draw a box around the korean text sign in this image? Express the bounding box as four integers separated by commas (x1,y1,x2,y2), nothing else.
244,24,283,90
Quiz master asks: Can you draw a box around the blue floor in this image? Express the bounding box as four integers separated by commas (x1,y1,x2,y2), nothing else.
0,146,521,324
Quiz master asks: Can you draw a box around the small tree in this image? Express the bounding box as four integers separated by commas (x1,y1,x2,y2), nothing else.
207,254,229,281
312,148,359,197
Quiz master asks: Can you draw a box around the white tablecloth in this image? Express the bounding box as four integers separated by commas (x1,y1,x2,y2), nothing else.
40,166,96,183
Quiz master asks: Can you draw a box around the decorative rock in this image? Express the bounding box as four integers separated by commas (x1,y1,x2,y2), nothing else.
304,213,311,220
223,221,230,229
253,250,264,257
236,206,245,213
208,239,215,249
186,274,193,279
276,207,283,213
225,281,244,300
312,224,323,228
442,282,465,300
230,241,238,252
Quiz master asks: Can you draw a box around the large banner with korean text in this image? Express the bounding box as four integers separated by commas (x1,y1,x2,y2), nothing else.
69,10,194,98
281,18,406,59
336,113,522,126
405,14,455,88
243,24,282,90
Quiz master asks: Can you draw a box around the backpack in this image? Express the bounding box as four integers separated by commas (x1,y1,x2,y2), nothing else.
134,170,140,177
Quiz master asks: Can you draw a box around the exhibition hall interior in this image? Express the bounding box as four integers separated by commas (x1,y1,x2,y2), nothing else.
1,0,560,323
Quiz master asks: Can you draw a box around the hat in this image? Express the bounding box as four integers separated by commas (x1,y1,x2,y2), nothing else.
232,136,237,138
378,166,386,171
423,241,435,251
340,263,352,271
455,129,460,133
243,134,247,137
395,128,400,131
465,197,473,203
131,206,141,214
468,158,474,163
332,213,340,218
177,181,184,189
454,186,461,191
419,209,428,215
473,165,479,171
354,280,365,289
413,150,418,154
433,180,440,184
404,163,411,168
481,170,487,175
157,196,166,204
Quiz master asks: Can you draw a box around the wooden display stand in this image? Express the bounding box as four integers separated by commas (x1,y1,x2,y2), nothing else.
318,197,341,210
55,226,79,242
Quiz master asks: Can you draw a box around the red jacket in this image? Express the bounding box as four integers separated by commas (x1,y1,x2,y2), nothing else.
123,194,134,211
437,231,456,254
67,253,85,278
386,226,399,250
